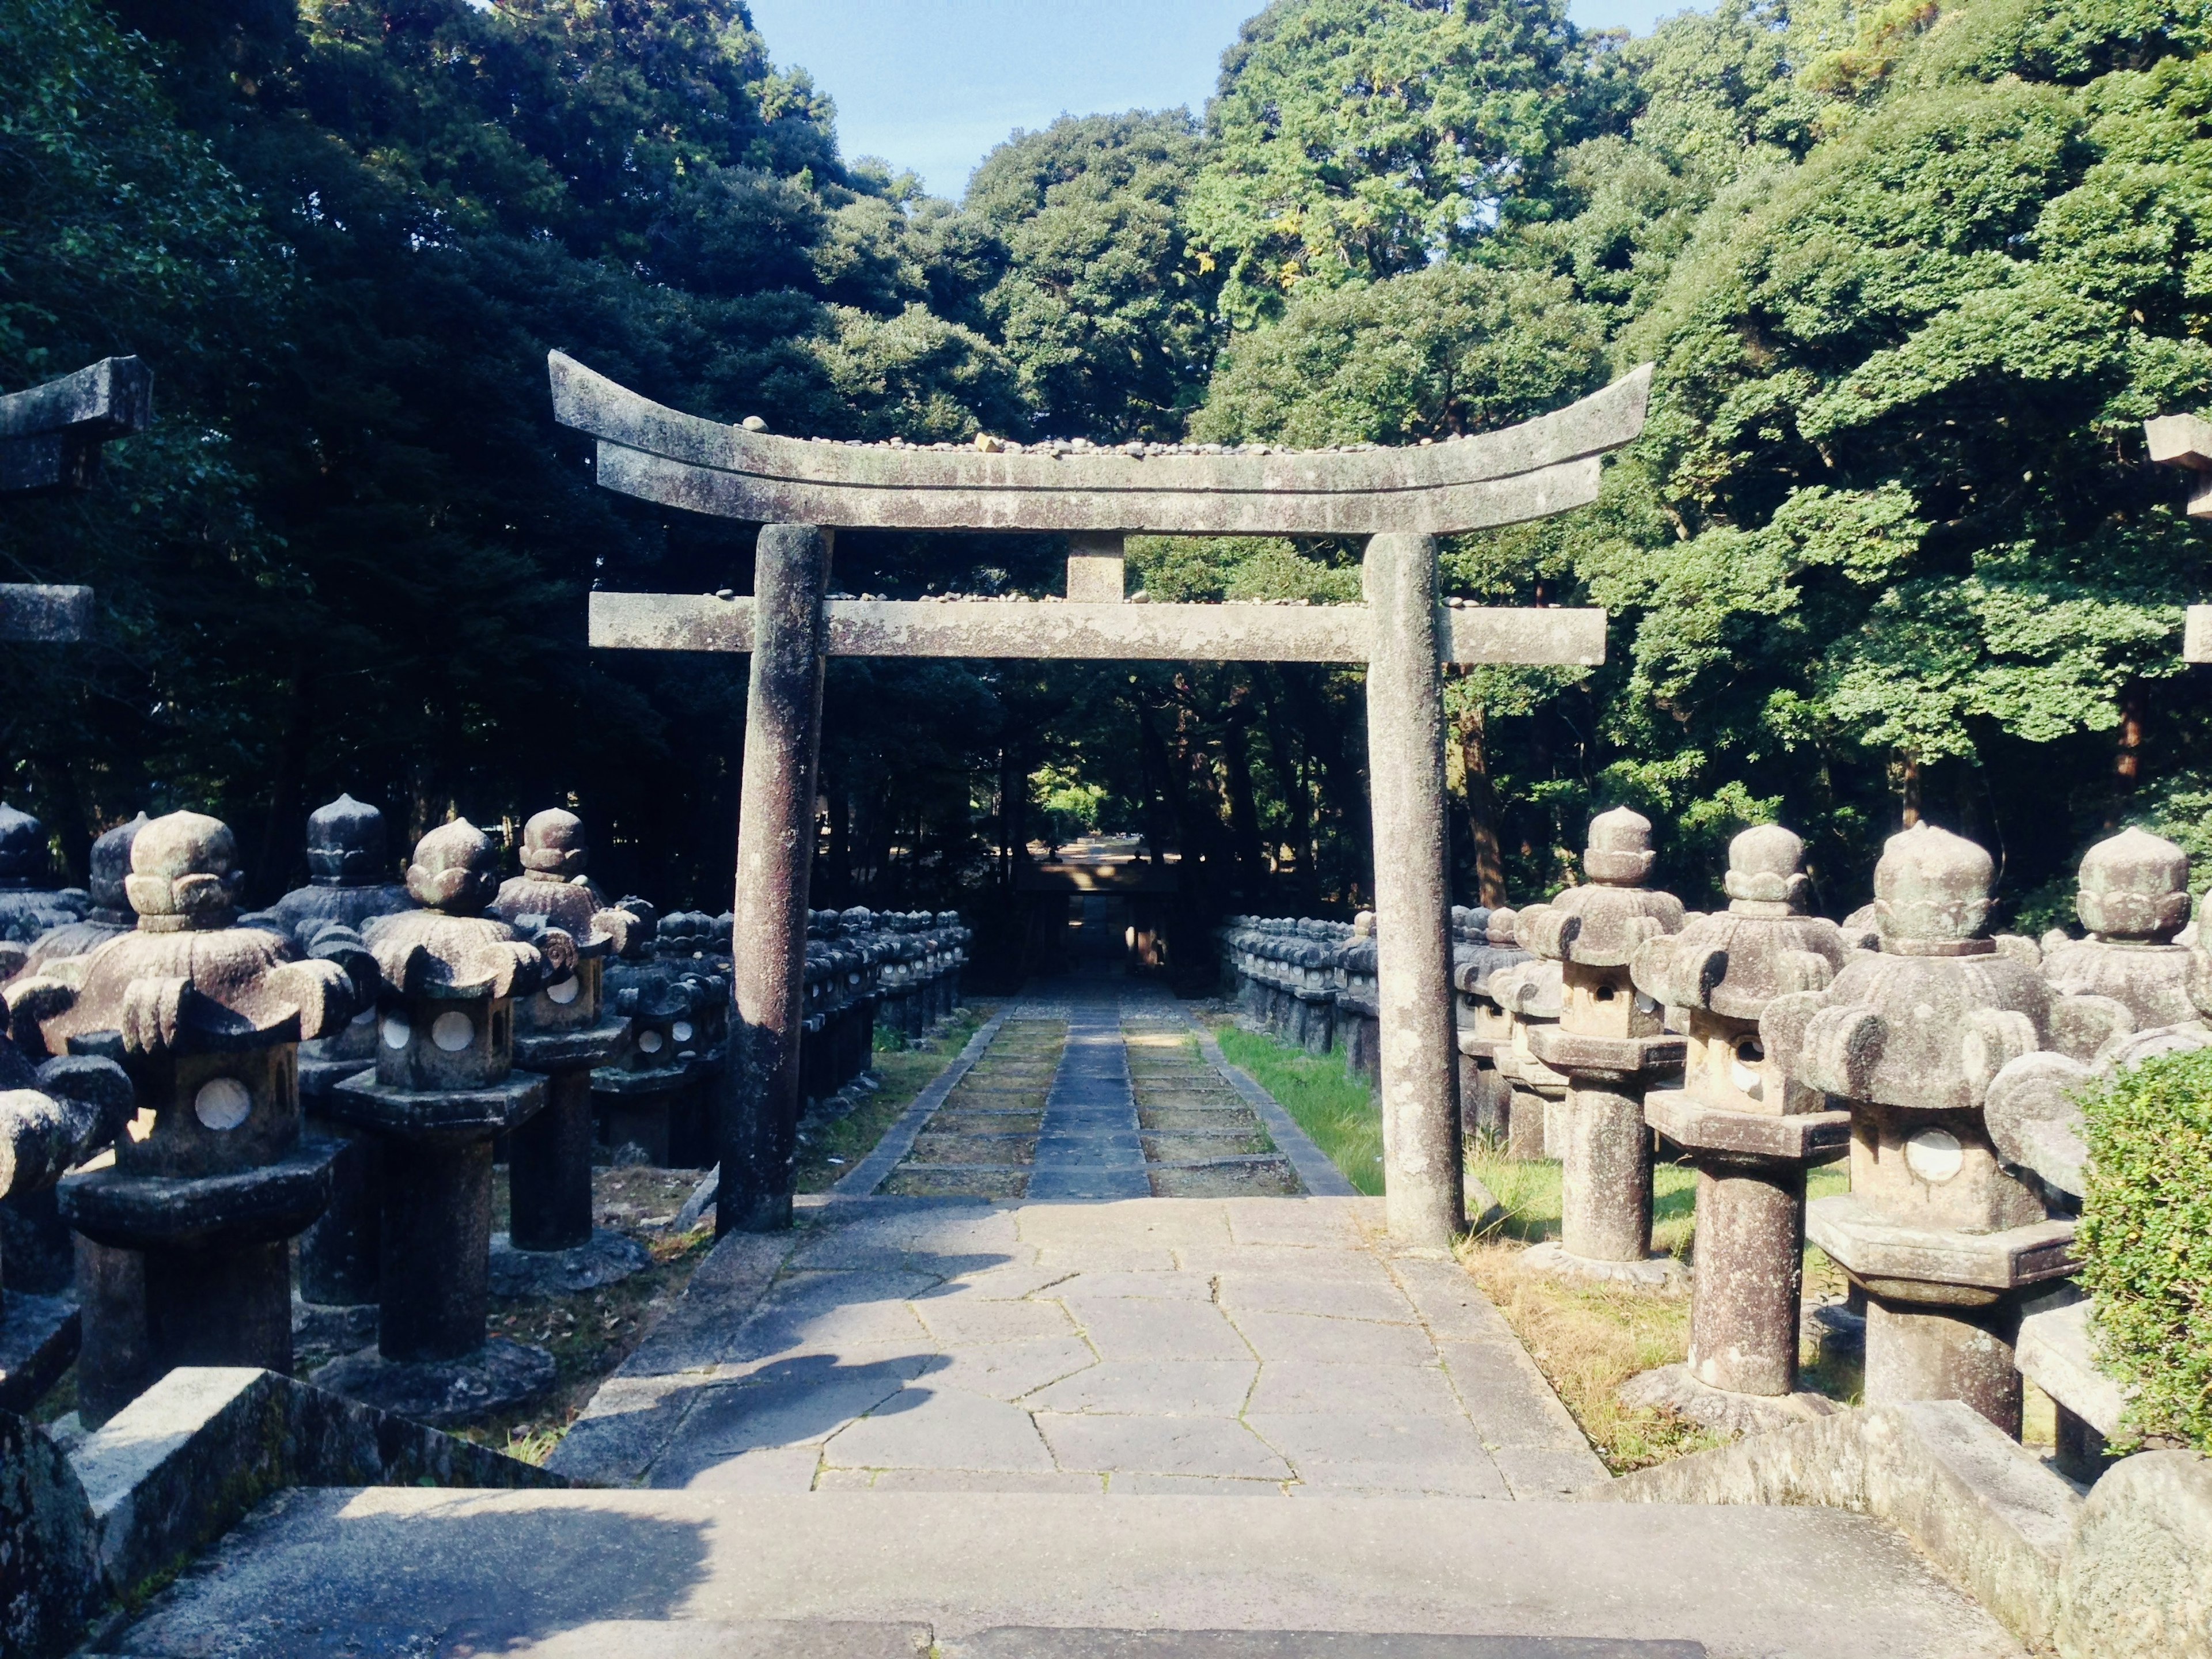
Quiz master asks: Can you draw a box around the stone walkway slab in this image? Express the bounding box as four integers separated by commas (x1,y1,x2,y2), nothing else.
114,1487,2027,1658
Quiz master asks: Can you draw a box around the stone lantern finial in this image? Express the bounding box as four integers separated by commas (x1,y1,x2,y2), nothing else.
1584,806,1655,887
1873,822,1993,953
1725,824,1809,915
123,811,244,933
2075,826,2190,943
405,819,500,915
0,804,47,891
518,809,588,880
306,795,388,888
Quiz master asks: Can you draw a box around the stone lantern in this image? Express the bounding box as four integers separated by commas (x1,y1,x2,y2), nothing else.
488,810,637,1296
1623,824,1857,1429
1486,932,1569,1159
1765,823,2124,1434
1452,906,1531,1152
594,902,722,1168
0,804,86,946
1520,808,1687,1285
254,796,416,1337
838,907,885,1086
17,812,145,978
17,812,357,1426
316,820,558,1424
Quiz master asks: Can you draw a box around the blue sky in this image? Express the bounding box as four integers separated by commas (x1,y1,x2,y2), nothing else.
745,0,1681,201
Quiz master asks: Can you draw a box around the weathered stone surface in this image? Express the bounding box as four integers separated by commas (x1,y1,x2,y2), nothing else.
0,355,152,497
311,1335,557,1426
590,592,1609,668
253,795,414,949
487,1227,651,1297
1601,1399,2079,1652
1616,1362,1836,1435
2014,1295,2127,1438
0,1407,100,1659
18,812,143,974
552,350,1653,536
70,1364,563,1605
2055,1450,2212,1659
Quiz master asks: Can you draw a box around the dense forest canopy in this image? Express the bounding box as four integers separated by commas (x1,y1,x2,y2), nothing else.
3,0,2210,974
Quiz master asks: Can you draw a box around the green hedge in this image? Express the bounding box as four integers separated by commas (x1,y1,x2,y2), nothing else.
2079,1048,2212,1453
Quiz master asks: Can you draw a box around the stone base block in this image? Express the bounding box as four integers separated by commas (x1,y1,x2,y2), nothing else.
291,1296,378,1353
1619,1362,1838,1436
311,1336,555,1427
0,1290,78,1414
487,1229,650,1300
1522,1238,1688,1293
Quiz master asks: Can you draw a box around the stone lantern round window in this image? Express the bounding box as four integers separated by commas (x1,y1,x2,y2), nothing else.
194,1076,253,1131
1904,1127,1964,1183
673,1020,695,1044
381,1014,411,1050
431,1012,475,1052
638,1029,665,1054
546,976,580,1006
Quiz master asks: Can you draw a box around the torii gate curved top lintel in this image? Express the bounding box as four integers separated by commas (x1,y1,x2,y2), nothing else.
550,351,1653,1253
550,349,1650,537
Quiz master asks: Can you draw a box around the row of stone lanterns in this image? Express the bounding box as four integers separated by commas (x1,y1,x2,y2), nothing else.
0,794,971,1429
1217,809,2208,1451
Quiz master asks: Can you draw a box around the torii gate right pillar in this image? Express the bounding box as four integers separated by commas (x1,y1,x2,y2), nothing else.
1365,533,1461,1249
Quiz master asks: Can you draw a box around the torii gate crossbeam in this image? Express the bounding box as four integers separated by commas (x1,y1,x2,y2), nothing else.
551,353,1652,1249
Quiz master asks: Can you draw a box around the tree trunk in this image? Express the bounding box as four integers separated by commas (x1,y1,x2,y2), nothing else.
1899,752,1921,829
1454,692,1506,907
1219,692,1266,903
2116,679,2147,793
1258,676,1317,914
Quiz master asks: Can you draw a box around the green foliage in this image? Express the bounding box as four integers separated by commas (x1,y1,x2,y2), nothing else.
1215,1023,1384,1194
965,111,1218,439
2080,1047,2212,1453
1189,0,1611,325
1194,262,1606,445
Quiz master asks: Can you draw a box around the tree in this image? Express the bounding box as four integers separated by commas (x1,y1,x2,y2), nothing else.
966,111,1219,440
1187,0,1615,327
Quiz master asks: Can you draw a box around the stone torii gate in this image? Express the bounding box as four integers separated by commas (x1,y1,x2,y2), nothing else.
0,356,153,642
549,351,1652,1250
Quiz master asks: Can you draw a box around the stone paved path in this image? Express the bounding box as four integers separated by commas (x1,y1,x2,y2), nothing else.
878,990,1302,1201
109,983,2028,1657
552,992,1603,1497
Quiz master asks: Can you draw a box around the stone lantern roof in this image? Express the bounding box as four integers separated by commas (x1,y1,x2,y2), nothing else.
256,796,414,949
20,812,357,1064
363,820,560,1001
1633,825,1854,1024
2041,827,2201,1030
17,813,147,975
490,809,636,958
1520,808,1685,967
1764,823,2124,1113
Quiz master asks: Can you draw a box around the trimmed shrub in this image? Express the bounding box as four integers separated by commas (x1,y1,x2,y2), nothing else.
2079,1048,2212,1453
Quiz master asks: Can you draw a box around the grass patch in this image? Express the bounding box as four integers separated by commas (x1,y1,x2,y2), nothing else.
794,1006,985,1192
1214,1022,1384,1195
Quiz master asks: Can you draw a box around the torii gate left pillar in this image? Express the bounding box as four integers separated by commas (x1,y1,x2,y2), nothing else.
550,353,1652,1249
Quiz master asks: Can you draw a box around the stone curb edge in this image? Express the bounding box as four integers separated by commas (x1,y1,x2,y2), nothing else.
833,1011,1011,1198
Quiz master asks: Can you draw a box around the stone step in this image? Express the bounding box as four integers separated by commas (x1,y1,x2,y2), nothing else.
108,1488,2023,1659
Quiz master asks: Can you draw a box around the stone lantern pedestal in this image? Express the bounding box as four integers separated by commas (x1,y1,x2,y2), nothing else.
1620,825,1857,1431
1520,810,1685,1287
313,821,556,1426
487,811,638,1296
20,811,358,1426
1767,823,2122,1435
